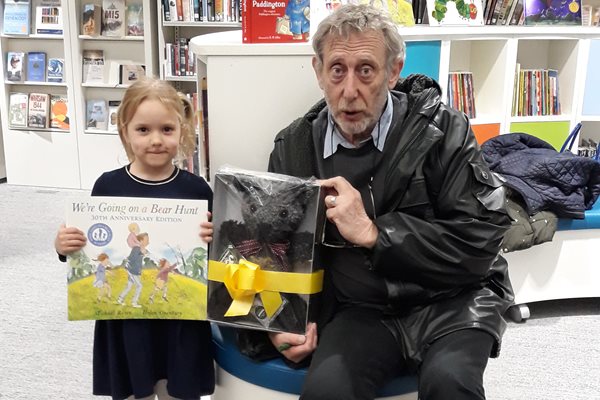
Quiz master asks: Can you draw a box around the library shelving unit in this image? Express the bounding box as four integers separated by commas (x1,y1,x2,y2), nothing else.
0,1,79,188
190,27,600,182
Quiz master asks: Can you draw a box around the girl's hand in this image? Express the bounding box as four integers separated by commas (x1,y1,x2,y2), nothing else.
55,223,87,256
268,322,318,363
200,211,213,243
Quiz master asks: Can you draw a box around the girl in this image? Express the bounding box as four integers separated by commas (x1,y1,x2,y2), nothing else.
54,78,214,400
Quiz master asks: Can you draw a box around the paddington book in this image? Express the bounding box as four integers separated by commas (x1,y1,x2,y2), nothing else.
242,0,310,43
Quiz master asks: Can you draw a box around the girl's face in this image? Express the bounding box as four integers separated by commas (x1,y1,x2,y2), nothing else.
124,99,182,180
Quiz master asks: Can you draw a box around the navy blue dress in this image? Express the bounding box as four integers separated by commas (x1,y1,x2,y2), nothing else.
91,166,214,400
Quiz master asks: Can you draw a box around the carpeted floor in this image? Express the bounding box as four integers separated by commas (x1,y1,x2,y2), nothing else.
0,183,599,400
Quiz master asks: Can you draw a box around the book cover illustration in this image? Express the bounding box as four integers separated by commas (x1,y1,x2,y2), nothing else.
86,99,108,130
107,100,121,133
8,92,28,127
3,0,31,35
427,0,484,25
243,0,310,43
524,0,581,24
26,51,47,81
82,3,102,36
34,0,63,34
126,2,144,36
119,64,146,85
50,94,69,130
28,92,49,128
65,196,209,321
82,49,105,83
6,51,25,82
47,57,64,82
102,0,126,36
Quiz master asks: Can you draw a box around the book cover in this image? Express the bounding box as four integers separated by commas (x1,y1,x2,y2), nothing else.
26,51,47,82
102,0,126,36
47,57,64,82
50,93,69,130
65,196,209,321
34,1,63,34
523,0,581,25
126,2,144,36
427,0,484,25
6,51,25,82
82,49,105,84
8,92,28,127
3,0,31,35
119,64,146,85
243,0,310,43
82,3,102,36
28,92,49,128
107,100,121,133
86,99,108,130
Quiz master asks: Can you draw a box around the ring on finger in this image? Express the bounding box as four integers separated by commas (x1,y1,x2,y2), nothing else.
277,343,292,352
330,196,337,206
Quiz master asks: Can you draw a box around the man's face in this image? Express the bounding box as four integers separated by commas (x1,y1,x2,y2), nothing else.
313,30,402,144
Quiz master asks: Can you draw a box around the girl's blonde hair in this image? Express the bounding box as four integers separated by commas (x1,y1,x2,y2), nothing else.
117,77,197,162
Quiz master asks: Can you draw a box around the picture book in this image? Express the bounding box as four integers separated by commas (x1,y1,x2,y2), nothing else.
65,196,209,321
6,51,25,82
523,0,581,25
3,0,31,35
126,1,144,36
82,3,102,36
82,49,105,84
427,0,484,25
26,51,47,82
107,100,121,133
86,99,108,130
27,92,49,128
34,0,63,34
119,64,146,85
242,0,310,43
47,57,64,82
8,92,28,127
50,93,69,130
102,0,126,37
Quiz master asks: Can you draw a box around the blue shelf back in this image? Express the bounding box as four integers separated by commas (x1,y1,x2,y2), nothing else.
401,41,441,81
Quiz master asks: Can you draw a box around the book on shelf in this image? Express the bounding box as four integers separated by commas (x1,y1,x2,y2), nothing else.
28,92,49,128
523,0,581,25
82,3,102,36
50,93,69,130
119,64,146,85
107,100,121,133
34,0,63,34
8,92,28,128
3,0,31,35
102,0,126,37
126,1,144,36
86,99,109,130
428,0,484,25
6,51,25,82
82,49,105,84
47,57,64,82
26,52,47,82
243,0,310,43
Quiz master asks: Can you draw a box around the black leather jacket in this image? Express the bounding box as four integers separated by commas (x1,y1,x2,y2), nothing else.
268,74,514,366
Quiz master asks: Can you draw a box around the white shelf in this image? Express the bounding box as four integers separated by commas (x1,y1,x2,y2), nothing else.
1,33,64,40
78,35,145,41
5,81,67,87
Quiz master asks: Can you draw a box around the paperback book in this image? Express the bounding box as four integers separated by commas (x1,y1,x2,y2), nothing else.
6,51,25,82
126,1,144,36
65,196,209,321
427,0,484,25
523,0,581,25
34,0,63,34
26,51,47,82
50,94,69,130
3,0,31,35
107,100,121,133
8,92,28,127
82,49,105,84
86,99,108,130
119,64,146,85
47,57,64,82
102,0,126,37
28,92,49,128
82,3,102,36
242,0,310,43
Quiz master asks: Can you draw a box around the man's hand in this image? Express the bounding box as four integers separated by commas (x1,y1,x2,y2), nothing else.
319,177,379,249
200,211,213,243
268,322,317,363
54,223,86,256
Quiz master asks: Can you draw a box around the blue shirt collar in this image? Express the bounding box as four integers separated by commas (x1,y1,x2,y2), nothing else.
323,91,393,159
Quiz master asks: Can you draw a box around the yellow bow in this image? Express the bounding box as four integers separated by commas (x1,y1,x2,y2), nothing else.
208,259,323,318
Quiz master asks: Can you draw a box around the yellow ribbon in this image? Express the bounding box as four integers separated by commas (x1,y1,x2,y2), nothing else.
208,259,323,318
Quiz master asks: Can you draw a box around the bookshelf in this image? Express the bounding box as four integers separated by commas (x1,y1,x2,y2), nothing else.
190,28,600,181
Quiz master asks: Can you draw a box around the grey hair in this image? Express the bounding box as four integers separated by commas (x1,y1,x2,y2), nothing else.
312,4,406,72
